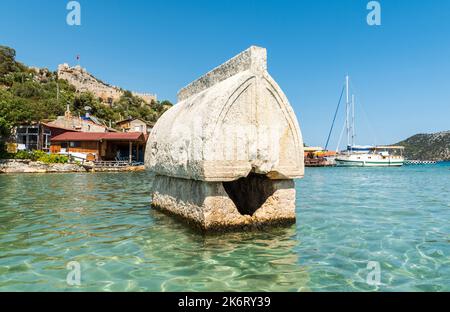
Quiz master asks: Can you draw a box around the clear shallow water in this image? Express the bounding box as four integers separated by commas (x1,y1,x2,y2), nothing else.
0,163,449,291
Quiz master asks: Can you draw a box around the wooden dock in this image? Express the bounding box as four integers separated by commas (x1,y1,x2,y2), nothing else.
404,160,437,165
305,158,336,167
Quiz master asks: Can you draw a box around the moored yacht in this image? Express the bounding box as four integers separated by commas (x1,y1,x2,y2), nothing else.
335,146,405,167
333,76,405,167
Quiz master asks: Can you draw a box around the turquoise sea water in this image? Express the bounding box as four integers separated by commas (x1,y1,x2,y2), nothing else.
0,163,449,291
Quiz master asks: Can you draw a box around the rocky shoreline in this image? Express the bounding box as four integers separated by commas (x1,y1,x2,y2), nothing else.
0,159,86,174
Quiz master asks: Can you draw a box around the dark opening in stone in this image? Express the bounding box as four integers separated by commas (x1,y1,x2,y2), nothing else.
222,173,276,216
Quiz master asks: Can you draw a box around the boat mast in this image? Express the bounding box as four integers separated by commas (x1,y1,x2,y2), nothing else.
352,94,355,147
345,75,350,153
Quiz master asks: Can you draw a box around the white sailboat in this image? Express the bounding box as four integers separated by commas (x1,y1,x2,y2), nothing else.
335,76,405,167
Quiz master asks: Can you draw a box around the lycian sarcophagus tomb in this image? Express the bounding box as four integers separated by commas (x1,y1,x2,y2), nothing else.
145,46,304,231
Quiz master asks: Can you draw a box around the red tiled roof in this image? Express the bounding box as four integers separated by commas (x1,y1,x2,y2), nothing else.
51,132,146,142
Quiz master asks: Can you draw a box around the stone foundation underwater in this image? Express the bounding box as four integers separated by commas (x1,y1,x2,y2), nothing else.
151,174,296,232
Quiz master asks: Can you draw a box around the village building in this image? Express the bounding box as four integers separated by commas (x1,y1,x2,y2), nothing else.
14,123,52,152
116,118,154,134
10,107,115,153
13,122,82,153
45,107,115,133
50,132,148,163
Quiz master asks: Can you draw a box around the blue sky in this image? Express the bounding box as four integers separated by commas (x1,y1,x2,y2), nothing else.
1,0,449,147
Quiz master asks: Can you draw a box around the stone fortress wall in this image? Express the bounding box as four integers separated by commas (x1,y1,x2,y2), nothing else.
57,64,157,105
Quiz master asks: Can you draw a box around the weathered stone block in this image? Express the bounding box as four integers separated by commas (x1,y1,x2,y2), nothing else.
146,46,304,231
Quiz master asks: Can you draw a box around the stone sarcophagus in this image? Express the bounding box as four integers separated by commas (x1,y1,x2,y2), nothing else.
145,46,304,231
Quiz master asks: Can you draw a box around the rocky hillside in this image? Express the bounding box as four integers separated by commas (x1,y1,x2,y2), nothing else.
396,131,450,161
57,64,157,105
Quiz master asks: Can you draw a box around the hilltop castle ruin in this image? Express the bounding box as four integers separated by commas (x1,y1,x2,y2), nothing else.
57,64,157,106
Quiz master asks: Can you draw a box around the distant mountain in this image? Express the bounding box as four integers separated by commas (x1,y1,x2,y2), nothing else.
396,131,450,161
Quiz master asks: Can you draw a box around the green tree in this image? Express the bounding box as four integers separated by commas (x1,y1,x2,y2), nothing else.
0,46,26,77
0,116,11,137
11,80,43,98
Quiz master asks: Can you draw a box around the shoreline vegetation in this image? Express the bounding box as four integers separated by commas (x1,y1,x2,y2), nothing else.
1,149,70,163
0,149,80,173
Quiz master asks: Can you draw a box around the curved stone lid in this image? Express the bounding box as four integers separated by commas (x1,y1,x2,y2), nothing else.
145,46,304,182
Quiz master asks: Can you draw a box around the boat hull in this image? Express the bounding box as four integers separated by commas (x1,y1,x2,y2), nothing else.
335,155,404,167
335,158,404,167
